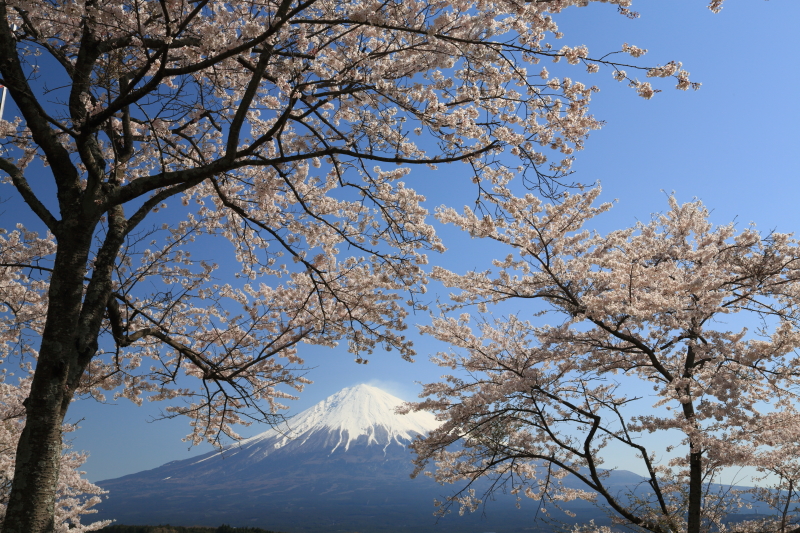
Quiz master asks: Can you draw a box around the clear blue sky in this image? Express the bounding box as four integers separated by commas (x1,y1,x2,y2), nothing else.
8,0,799,482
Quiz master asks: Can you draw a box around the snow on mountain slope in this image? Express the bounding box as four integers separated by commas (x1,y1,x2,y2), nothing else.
249,384,437,450
193,384,439,464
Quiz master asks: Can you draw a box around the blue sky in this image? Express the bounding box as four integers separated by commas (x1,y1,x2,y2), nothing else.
6,0,798,483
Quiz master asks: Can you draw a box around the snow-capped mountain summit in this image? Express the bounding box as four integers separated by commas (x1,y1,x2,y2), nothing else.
217,384,438,456
183,384,439,471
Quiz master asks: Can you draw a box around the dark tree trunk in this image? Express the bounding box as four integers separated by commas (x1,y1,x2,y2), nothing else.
687,447,703,533
2,228,95,533
682,345,703,533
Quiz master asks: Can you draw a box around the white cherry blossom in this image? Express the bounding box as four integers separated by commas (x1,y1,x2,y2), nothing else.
406,190,800,533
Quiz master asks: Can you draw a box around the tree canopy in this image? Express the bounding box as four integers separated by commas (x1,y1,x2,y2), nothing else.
0,0,723,530
406,190,800,533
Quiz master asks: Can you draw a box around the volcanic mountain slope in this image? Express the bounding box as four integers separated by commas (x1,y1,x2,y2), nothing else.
94,385,639,533
116,384,440,484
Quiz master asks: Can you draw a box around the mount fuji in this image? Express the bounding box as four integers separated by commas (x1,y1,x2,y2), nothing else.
92,385,623,532
212,383,440,458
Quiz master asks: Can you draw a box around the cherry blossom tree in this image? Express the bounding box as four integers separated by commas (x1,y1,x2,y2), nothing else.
0,0,724,530
405,189,800,533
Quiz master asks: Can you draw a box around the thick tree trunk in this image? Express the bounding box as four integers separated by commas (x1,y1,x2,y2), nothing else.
3,360,70,533
2,230,95,533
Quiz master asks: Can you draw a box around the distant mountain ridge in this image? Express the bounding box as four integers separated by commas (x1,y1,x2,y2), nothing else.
93,384,708,533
